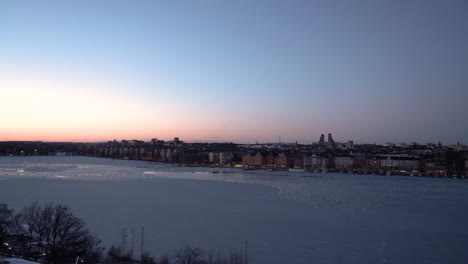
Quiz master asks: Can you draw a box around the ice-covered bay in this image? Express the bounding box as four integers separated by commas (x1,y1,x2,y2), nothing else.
1,156,467,264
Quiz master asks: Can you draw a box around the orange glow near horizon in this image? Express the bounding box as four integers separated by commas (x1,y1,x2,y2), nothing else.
2,69,166,142
0,68,263,143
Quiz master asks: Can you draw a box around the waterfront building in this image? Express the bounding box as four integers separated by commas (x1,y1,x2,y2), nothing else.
424,161,447,175
303,155,313,169
380,156,397,169
276,152,289,168
334,156,354,170
393,158,420,171
219,152,234,165
366,158,381,171
352,157,368,171
209,152,219,163
304,154,329,169
266,152,278,167
160,149,166,161
293,153,304,168
152,148,160,160
242,152,265,167
165,148,172,162
172,148,184,162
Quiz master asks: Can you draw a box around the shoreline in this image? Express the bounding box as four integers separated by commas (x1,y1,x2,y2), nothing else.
1,154,467,180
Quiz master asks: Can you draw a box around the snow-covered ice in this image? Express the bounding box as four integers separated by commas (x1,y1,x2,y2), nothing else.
3,258,39,264
1,156,467,264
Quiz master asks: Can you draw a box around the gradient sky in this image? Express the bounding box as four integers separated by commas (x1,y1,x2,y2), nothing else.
1,0,467,144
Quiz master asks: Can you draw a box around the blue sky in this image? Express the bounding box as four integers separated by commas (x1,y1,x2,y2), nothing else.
1,0,467,143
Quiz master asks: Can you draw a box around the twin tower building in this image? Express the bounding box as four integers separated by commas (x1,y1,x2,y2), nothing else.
318,133,335,146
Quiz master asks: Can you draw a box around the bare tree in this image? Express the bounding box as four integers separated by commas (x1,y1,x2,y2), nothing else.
104,245,133,263
0,202,13,253
141,252,157,264
12,202,43,259
14,203,100,263
228,250,245,264
157,254,171,264
206,249,246,264
174,246,207,264
206,250,227,264
0,203,13,241
172,247,249,264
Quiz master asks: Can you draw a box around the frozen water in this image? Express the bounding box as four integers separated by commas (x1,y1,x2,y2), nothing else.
3,258,39,264
0,156,467,264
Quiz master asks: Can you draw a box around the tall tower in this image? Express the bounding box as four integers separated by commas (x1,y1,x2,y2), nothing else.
318,134,325,145
327,133,334,144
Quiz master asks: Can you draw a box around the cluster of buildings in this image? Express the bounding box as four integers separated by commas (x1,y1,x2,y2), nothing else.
1,133,467,177
241,152,423,174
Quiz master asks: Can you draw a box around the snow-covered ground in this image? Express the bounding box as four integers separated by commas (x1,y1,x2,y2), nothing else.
2,258,39,264
1,156,468,264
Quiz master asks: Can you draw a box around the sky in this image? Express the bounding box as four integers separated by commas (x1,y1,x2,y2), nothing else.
1,0,467,144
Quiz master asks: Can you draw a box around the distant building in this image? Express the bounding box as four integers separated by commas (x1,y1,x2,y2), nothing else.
424,161,447,175
172,148,184,162
334,156,353,170
292,153,304,168
366,158,381,171
380,156,397,168
352,157,368,170
276,152,289,168
303,154,328,169
327,133,336,150
219,152,234,165
318,134,325,145
165,149,172,161
266,152,278,167
209,152,220,163
152,148,161,160
242,152,265,167
160,149,166,161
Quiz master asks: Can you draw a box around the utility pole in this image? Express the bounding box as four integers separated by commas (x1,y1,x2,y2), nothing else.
244,240,248,264
140,226,144,260
122,228,127,252
121,229,124,250
131,227,135,258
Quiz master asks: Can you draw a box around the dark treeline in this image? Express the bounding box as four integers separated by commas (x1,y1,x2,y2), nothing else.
106,245,249,264
0,202,251,264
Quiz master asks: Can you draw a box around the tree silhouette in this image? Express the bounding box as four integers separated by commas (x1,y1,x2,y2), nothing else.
14,203,100,263
0,203,13,244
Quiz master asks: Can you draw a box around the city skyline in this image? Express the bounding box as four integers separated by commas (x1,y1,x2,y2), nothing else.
1,0,467,144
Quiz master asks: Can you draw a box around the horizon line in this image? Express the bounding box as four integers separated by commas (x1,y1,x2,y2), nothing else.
0,139,465,146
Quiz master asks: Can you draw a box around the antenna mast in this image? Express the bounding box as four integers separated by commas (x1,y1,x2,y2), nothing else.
131,227,135,258
244,240,248,264
140,226,144,260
